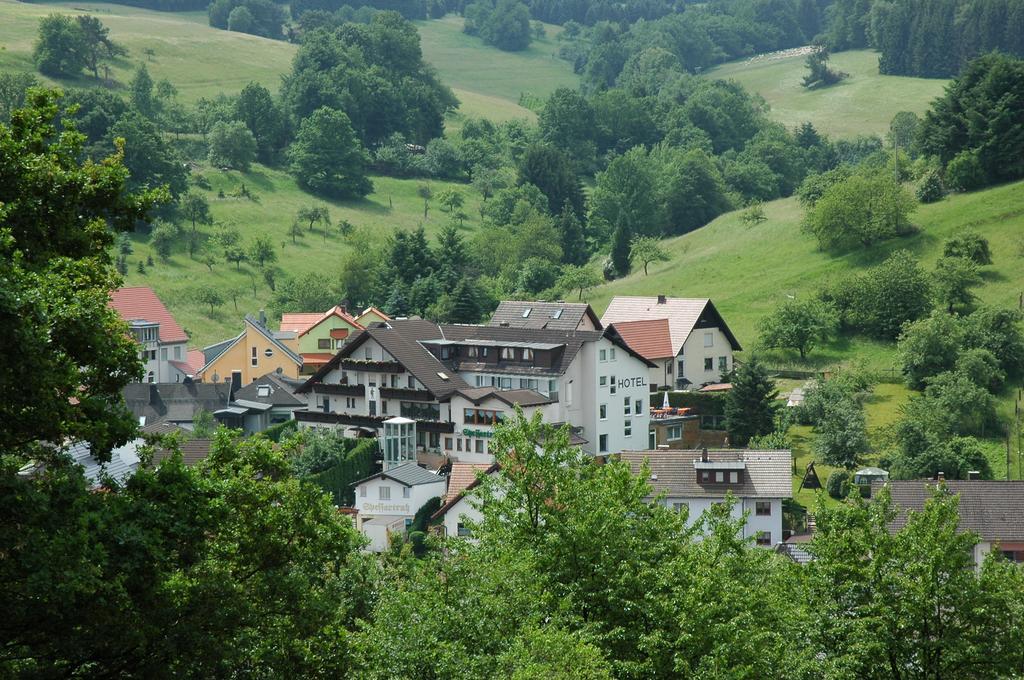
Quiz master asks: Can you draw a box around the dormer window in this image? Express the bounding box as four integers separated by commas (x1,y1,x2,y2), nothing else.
467,346,478,358
501,347,514,360
440,347,451,359
523,348,533,361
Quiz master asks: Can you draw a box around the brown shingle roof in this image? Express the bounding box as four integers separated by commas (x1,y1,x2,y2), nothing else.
877,480,1024,542
432,463,500,520
109,287,188,343
151,438,213,467
488,301,602,331
609,318,674,360
453,387,557,407
619,449,793,499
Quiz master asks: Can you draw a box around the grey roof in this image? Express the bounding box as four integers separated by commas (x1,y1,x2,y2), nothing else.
353,462,445,487
489,301,602,331
67,439,143,487
877,480,1024,542
140,421,185,436
620,449,793,499
299,318,653,399
452,387,557,407
855,467,889,476
234,371,305,407
202,335,240,366
151,438,213,467
122,382,233,425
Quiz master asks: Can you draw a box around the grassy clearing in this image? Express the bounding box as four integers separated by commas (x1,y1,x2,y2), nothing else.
121,163,484,346
588,180,1024,374
707,49,949,139
415,16,577,111
0,0,296,104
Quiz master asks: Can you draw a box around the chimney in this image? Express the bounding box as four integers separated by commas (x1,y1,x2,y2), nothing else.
937,471,945,482
701,446,709,463
657,294,667,304
967,470,980,480
500,321,510,327
229,370,242,401
258,309,267,327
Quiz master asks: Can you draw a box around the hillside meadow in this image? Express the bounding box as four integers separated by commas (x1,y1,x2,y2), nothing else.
121,164,485,346
707,49,949,139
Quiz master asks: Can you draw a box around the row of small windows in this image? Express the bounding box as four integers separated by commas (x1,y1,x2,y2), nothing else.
440,346,535,362
360,485,412,500
599,398,644,419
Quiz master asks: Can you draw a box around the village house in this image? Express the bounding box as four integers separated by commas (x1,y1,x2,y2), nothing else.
279,305,368,375
620,448,792,547
294,317,654,459
601,296,742,391
109,287,204,383
877,478,1024,566
197,312,303,384
432,463,499,540
351,462,447,552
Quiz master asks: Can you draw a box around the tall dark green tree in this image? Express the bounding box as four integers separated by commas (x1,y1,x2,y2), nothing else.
723,355,779,446
287,107,372,199
33,14,86,77
517,144,585,218
235,81,288,164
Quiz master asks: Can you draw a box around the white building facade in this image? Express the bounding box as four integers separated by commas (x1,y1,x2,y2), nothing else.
352,462,447,552
294,318,655,460
620,449,792,547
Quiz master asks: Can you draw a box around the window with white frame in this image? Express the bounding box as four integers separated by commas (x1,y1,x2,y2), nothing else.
360,486,367,497
609,348,616,360
599,434,608,453
624,396,631,415
704,332,714,347
719,356,728,372
379,486,391,500
704,357,713,371
599,349,607,362
756,501,771,516
624,419,632,437
667,425,682,440
457,523,472,537
403,487,411,498
635,399,643,415
501,347,514,360
599,404,607,420
610,377,617,395
599,376,607,387
672,502,686,513
756,531,772,547
251,346,258,367
523,348,533,361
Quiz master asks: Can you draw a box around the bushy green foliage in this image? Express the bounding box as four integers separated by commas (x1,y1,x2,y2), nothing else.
802,47,848,88
916,168,946,203
207,120,257,171
208,0,286,38
943,231,992,265
822,250,933,339
759,297,839,359
826,469,850,499
465,0,533,51
282,14,457,147
802,169,916,251
293,430,377,505
288,107,373,199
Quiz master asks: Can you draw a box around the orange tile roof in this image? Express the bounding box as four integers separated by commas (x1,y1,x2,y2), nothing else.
444,463,492,502
280,306,364,337
301,353,336,364
279,313,324,334
108,287,188,343
610,318,674,360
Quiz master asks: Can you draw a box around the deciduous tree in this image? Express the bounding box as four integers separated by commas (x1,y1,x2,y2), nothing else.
759,297,838,359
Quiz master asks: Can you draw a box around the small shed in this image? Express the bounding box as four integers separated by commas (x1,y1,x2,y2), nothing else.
853,467,889,486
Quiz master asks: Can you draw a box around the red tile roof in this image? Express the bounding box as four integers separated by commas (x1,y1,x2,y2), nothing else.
109,287,188,343
610,318,674,360
186,349,205,374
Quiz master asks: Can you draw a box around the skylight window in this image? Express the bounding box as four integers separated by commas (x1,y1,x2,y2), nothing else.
257,385,270,398
552,309,563,319
437,371,450,381
522,308,532,318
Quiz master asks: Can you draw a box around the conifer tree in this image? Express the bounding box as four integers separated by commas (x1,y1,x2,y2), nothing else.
723,355,779,446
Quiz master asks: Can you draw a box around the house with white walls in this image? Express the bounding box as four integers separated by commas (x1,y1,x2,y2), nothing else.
352,462,447,552
619,448,792,547
601,296,742,391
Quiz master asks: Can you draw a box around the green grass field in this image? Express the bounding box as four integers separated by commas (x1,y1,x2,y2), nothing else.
121,163,485,346
416,16,577,119
0,0,297,103
707,49,949,139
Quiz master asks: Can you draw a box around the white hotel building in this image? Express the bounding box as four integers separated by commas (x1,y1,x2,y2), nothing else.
294,314,656,459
